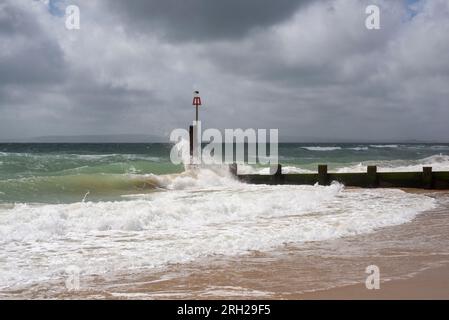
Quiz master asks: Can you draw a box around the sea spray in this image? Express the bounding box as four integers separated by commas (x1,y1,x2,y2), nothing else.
0,178,436,290
0,142,446,290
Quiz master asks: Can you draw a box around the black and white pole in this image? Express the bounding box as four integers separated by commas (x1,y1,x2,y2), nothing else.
190,91,202,164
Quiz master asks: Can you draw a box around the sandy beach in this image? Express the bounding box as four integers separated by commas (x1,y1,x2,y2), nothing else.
300,263,449,299
113,190,449,300
298,190,449,300
6,189,446,300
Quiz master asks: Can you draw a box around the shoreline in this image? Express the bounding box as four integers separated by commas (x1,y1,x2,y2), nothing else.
296,189,449,299
106,189,449,300
2,189,449,299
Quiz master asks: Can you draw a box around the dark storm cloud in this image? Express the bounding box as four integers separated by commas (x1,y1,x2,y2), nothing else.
0,1,166,138
109,0,312,41
0,3,37,35
0,39,65,86
1,0,449,142
65,81,163,122
0,3,66,86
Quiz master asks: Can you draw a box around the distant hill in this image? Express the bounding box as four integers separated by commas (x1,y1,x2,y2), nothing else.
0,134,447,144
9,134,167,143
278,135,448,144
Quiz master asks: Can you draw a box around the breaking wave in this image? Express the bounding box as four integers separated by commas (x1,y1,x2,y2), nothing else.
0,174,436,290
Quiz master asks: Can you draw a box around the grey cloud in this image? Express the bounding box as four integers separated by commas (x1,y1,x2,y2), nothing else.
66,82,163,122
0,3,66,86
1,0,449,142
0,3,39,35
108,0,312,41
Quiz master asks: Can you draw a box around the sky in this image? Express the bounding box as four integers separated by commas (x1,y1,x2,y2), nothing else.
0,0,448,142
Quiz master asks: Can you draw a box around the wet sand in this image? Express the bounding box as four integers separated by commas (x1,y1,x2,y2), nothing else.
101,189,449,300
3,190,449,300
298,190,449,300
300,263,449,299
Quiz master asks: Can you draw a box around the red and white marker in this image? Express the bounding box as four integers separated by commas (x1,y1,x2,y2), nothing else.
192,91,202,122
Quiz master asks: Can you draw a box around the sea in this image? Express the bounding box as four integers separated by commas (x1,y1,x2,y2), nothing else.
1,142,449,298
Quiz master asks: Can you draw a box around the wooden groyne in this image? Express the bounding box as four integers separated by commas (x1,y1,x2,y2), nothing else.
233,164,449,189
186,125,449,190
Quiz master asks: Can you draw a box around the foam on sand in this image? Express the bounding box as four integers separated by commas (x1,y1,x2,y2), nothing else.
0,166,436,291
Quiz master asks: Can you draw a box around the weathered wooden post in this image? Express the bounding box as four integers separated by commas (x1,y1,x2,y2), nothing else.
367,165,378,187
318,165,328,185
422,166,433,189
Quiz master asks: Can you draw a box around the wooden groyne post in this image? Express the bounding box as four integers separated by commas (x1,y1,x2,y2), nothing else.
318,165,328,186
422,166,433,189
367,165,378,188
273,164,284,184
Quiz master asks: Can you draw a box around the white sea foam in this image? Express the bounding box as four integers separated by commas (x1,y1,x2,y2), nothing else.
302,146,342,151
0,152,162,162
66,153,164,163
234,165,314,175
281,166,315,174
301,146,369,152
348,147,369,151
430,145,449,150
369,144,399,148
0,168,436,290
334,154,449,173
264,154,449,174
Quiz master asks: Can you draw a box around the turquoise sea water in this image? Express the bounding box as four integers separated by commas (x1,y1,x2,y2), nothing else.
1,143,449,204
0,142,445,294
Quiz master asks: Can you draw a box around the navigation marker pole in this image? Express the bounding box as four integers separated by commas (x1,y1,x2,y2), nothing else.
190,91,202,164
